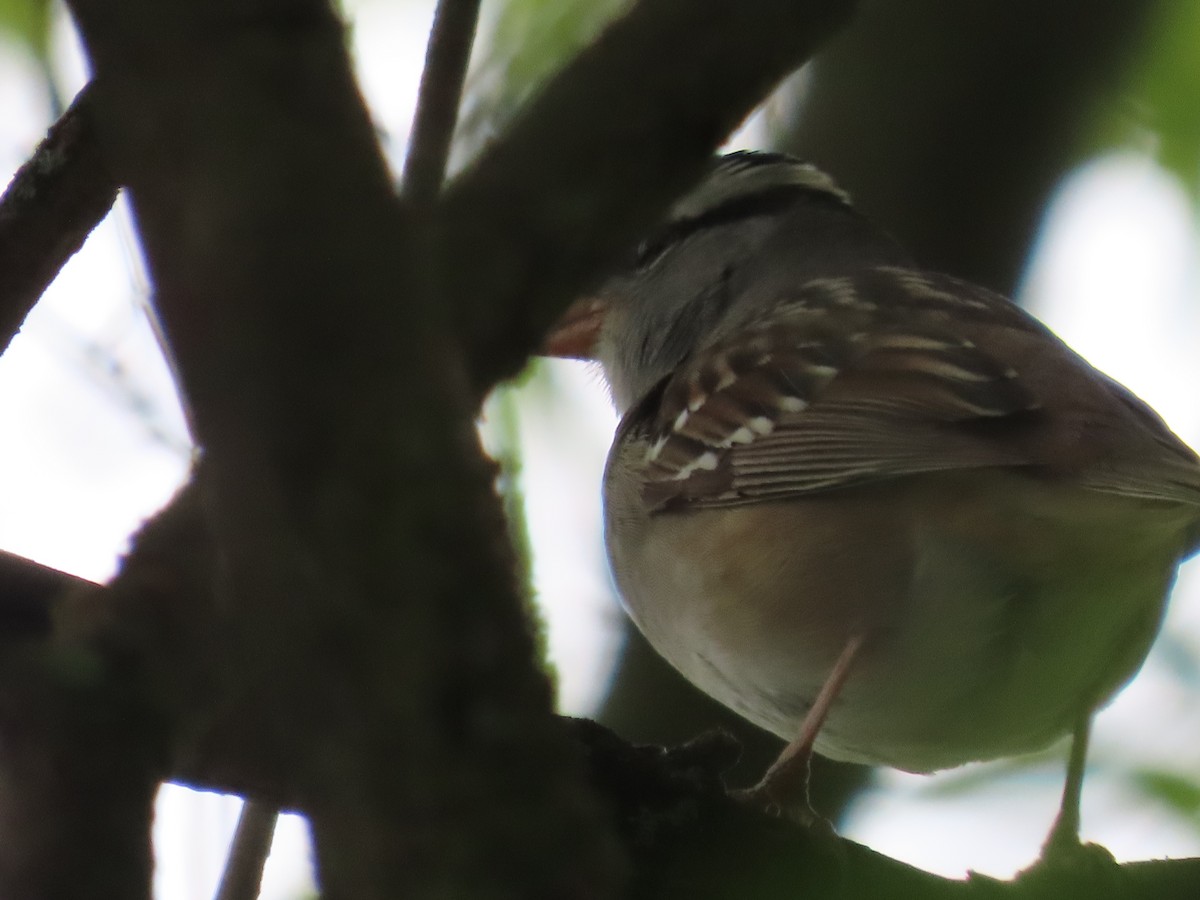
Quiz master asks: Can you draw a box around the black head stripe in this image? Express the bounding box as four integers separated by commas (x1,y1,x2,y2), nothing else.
634,152,849,271
637,184,834,271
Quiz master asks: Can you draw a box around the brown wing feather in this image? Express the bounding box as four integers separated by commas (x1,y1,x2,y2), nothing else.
631,269,1044,512
628,266,1200,513
627,267,1200,514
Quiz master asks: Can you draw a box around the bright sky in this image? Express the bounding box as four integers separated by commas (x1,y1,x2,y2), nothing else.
0,2,1196,896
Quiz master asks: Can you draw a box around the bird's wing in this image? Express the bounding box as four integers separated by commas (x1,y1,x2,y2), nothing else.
622,267,1200,514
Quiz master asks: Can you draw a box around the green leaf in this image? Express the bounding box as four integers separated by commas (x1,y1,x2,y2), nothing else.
457,0,630,156
1132,768,1200,825
1124,3,1200,193
0,0,51,60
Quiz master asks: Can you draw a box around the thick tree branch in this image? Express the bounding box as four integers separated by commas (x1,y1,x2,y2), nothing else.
438,0,858,395
0,84,117,356
62,0,623,896
222,0,485,876
0,480,210,899
0,550,85,638
0,662,162,900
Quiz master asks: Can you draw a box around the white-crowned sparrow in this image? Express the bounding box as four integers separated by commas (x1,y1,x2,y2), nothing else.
545,151,1200,850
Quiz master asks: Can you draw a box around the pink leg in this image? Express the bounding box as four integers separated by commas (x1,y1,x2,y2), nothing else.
744,631,868,816
1041,713,1091,857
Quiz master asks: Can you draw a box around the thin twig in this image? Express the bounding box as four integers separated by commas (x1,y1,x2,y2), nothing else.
400,0,482,203
214,800,279,900
0,83,118,356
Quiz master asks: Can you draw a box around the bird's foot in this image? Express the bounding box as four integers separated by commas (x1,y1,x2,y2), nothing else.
729,783,837,838
1016,832,1117,888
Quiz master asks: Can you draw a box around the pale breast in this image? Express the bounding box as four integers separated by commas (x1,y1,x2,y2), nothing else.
606,468,1189,773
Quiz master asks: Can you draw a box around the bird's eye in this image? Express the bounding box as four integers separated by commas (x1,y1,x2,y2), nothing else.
634,236,670,270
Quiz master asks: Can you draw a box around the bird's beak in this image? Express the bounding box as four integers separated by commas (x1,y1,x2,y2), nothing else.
542,296,607,360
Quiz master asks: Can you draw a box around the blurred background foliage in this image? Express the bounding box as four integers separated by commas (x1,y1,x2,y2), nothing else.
455,0,629,157
0,0,51,59
1123,1,1200,195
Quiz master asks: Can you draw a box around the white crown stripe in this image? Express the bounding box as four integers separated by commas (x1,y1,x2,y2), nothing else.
669,154,852,222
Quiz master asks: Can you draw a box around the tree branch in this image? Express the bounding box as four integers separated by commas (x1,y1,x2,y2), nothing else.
214,800,278,900
0,480,210,899
0,84,118,356
401,0,482,205
0,549,84,638
0,657,162,900
62,0,624,895
438,0,858,395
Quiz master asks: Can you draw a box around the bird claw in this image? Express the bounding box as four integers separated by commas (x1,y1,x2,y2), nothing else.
1020,836,1117,885
728,784,835,835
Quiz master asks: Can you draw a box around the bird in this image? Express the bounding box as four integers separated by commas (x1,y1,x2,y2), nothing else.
542,151,1200,854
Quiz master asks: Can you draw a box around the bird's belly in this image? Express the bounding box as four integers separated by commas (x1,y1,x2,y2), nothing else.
814,533,1171,771
608,480,1183,773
